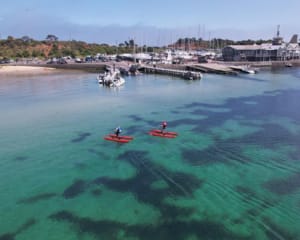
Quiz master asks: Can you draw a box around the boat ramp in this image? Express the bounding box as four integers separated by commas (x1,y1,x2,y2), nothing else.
187,63,237,75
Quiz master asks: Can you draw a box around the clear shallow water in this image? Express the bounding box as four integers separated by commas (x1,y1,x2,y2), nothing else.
1,69,300,239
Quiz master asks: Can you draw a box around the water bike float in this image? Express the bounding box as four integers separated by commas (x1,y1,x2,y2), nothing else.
148,129,178,138
104,134,134,143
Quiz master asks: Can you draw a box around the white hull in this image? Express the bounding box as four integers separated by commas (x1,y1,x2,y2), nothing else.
242,69,256,74
97,70,125,87
230,66,257,74
109,77,125,87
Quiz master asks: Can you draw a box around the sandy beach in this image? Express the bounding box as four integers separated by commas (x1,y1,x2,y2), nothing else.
0,65,58,76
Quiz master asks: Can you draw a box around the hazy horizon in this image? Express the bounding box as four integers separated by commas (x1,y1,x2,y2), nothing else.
1,0,299,45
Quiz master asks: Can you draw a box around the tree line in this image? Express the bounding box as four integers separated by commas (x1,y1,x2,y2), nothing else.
0,34,274,60
0,35,157,60
172,37,273,50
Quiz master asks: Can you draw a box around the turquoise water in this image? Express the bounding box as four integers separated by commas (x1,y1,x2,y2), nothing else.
1,68,300,239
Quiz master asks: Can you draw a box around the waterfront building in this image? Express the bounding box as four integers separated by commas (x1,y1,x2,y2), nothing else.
222,29,300,61
222,44,286,61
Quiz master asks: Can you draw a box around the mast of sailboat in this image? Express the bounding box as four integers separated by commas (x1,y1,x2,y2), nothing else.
132,38,136,64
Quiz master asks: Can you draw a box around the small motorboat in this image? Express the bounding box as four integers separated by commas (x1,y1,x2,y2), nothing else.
97,69,125,87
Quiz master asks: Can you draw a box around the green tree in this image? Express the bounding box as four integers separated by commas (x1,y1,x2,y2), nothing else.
32,50,42,58
49,43,59,57
21,36,32,43
22,50,30,58
7,36,14,41
46,34,58,42
129,39,135,48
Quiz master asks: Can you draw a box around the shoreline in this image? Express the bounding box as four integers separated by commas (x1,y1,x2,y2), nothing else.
0,65,91,77
0,65,62,76
1,59,299,77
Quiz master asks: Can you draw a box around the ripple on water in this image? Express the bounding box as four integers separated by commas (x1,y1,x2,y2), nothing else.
263,172,300,195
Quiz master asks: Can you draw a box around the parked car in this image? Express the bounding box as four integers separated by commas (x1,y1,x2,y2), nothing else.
0,58,13,64
75,58,83,63
57,58,67,64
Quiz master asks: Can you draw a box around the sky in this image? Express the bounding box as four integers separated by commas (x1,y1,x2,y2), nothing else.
0,0,299,45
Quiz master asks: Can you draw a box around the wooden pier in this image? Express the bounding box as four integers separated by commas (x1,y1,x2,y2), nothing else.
139,65,202,80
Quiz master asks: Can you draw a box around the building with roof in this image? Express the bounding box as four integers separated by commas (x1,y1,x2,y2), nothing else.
222,44,287,61
222,27,300,61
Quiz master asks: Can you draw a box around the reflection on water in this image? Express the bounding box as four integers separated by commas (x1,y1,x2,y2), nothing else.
1,69,300,239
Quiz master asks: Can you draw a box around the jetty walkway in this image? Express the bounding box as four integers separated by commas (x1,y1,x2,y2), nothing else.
137,63,238,76
139,65,202,80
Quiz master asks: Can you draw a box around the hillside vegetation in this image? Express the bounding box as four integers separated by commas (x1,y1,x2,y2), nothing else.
0,35,146,59
0,35,273,60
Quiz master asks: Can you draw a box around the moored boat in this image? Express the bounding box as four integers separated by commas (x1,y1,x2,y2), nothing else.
230,65,257,74
97,69,125,87
285,62,293,67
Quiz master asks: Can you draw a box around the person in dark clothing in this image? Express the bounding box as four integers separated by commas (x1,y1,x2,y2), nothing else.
114,126,122,137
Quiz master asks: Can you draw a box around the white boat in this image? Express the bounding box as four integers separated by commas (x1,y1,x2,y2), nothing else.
109,76,125,87
285,62,293,67
241,68,256,74
230,65,256,74
97,69,125,87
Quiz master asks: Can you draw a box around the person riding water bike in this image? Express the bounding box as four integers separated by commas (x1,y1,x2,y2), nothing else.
161,121,167,133
114,126,122,137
